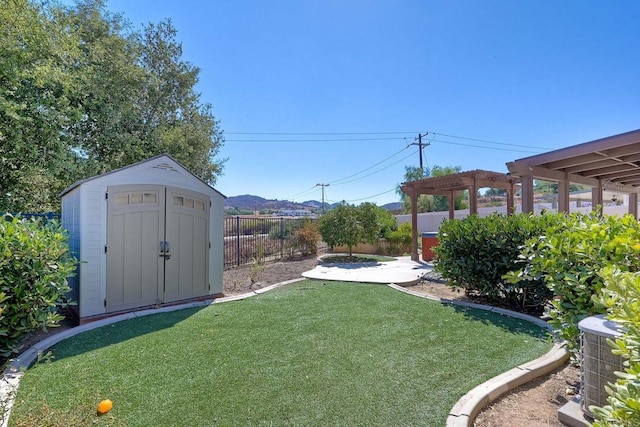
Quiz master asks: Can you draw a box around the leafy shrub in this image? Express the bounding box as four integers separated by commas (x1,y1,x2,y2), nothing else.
0,216,77,357
507,212,640,354
385,222,412,255
375,205,397,239
435,213,556,314
590,267,640,426
295,220,320,256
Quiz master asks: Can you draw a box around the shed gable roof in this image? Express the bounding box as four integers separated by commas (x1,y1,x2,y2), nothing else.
59,153,226,199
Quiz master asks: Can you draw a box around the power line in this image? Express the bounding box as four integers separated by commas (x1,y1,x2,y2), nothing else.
431,132,550,150
326,188,398,204
329,146,411,185
330,149,418,186
224,129,552,151
430,138,545,154
287,145,414,200
224,137,406,143
226,131,417,136
288,185,320,200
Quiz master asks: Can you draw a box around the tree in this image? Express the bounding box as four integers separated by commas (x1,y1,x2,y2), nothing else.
396,166,434,213
431,165,467,211
397,165,467,213
483,188,507,197
534,180,588,195
0,0,226,212
319,204,361,258
0,0,83,211
62,1,225,182
318,203,391,258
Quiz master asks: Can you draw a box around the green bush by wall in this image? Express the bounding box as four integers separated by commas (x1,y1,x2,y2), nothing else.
591,267,640,426
434,213,557,314
0,216,77,358
508,212,640,354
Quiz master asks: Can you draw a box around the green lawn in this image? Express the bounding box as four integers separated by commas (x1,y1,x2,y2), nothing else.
10,281,552,426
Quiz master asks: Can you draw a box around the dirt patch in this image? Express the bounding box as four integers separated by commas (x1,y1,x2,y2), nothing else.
223,255,320,295
474,363,580,427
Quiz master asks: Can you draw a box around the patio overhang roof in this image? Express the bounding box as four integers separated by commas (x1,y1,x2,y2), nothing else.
507,129,640,193
506,128,640,214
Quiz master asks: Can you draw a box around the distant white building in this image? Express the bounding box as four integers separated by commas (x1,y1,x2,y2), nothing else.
277,209,314,217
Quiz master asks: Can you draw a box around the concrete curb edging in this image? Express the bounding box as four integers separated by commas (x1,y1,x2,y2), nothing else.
387,283,570,427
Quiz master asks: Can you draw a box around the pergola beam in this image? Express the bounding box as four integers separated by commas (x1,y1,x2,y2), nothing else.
507,129,640,217
400,170,520,261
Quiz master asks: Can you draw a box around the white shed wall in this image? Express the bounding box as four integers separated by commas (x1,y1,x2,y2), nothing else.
209,199,224,294
61,189,81,313
62,155,226,319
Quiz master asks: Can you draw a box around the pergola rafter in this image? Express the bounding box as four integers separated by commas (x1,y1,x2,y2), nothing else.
400,170,520,261
507,129,640,216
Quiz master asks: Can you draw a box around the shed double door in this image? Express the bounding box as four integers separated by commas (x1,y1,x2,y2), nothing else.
106,185,210,313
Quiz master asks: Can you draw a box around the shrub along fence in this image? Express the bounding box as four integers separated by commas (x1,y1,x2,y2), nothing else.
224,216,315,268
2,212,61,223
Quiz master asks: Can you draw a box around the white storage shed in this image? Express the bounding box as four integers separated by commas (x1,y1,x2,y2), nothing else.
60,154,226,323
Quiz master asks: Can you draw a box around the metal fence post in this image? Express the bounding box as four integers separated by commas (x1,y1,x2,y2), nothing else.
235,216,240,267
279,216,284,259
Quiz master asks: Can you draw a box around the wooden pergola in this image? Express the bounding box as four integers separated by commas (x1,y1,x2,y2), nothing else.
507,128,640,217
400,170,521,261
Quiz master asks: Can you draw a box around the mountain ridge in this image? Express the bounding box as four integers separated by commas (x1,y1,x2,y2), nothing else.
224,194,402,212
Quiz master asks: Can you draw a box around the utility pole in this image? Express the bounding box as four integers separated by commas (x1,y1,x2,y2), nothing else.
409,133,430,172
316,183,329,215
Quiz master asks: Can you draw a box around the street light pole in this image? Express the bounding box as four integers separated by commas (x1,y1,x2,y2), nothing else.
316,183,329,215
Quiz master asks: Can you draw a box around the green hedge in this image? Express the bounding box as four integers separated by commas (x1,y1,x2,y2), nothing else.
507,212,640,354
434,213,557,314
591,267,640,426
0,216,77,358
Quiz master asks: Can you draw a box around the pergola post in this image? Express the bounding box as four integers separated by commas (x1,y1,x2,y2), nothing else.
629,193,638,219
468,178,478,215
448,190,455,220
409,188,419,261
558,178,570,213
520,174,534,213
506,181,514,215
592,185,604,215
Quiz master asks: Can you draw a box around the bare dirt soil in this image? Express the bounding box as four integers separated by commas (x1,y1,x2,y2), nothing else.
223,258,580,426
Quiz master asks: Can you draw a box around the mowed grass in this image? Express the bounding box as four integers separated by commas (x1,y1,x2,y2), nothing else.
10,281,552,426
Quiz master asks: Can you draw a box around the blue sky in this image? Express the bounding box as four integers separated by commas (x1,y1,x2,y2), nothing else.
104,0,640,205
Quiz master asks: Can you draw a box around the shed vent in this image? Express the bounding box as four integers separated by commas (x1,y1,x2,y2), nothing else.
578,315,624,419
152,162,178,172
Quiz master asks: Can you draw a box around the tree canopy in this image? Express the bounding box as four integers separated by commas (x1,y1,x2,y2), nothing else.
0,0,225,212
318,203,395,258
396,165,468,214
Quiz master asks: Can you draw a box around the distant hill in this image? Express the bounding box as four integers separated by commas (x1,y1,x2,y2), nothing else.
381,202,403,212
224,194,400,212
224,195,321,211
